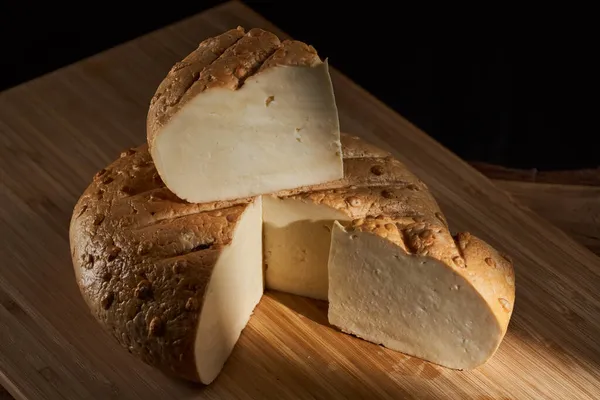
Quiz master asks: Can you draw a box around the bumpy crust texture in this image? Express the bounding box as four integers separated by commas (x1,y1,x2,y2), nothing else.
454,232,516,328
70,133,514,381
147,27,323,150
337,137,515,329
345,215,516,327
69,147,254,381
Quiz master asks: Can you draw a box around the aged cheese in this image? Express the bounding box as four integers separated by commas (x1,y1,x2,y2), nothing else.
70,133,515,385
148,27,343,204
328,219,515,370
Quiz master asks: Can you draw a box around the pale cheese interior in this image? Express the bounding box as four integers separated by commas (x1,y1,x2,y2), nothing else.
328,221,503,370
262,195,350,300
152,63,343,204
195,197,263,384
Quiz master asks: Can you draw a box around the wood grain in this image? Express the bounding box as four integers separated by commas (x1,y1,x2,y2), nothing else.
1,2,600,399
471,164,600,255
472,162,600,187
492,181,600,256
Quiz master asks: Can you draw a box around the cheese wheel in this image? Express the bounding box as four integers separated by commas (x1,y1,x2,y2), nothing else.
69,134,515,383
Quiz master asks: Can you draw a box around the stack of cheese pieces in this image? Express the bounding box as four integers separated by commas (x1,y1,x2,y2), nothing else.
69,27,516,385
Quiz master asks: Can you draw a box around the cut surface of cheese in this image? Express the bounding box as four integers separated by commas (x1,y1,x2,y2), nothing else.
148,27,342,203
195,197,263,384
263,195,350,300
328,219,515,370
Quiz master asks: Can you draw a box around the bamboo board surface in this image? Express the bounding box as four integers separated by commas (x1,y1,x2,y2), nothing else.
491,180,600,256
1,2,600,399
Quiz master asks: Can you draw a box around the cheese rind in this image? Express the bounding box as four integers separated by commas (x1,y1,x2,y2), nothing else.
69,146,262,383
148,27,343,204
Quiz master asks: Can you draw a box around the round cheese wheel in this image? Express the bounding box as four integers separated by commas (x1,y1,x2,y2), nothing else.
69,133,515,384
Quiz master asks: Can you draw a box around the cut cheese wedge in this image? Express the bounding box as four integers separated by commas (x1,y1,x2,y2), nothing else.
328,218,515,370
194,197,263,383
147,27,343,203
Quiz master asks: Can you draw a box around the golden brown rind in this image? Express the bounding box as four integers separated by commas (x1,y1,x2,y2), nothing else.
259,40,321,70
147,27,324,151
454,232,516,331
349,216,407,251
147,27,245,148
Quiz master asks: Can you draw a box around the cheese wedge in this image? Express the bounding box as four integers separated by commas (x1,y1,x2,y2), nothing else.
194,197,263,383
147,27,342,203
328,218,515,370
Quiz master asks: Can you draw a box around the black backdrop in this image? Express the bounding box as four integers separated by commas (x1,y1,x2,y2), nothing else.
1,2,597,170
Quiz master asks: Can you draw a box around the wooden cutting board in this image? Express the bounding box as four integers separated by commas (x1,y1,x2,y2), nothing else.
1,2,599,399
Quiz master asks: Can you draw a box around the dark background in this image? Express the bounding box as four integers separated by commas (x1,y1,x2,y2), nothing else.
0,2,597,170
